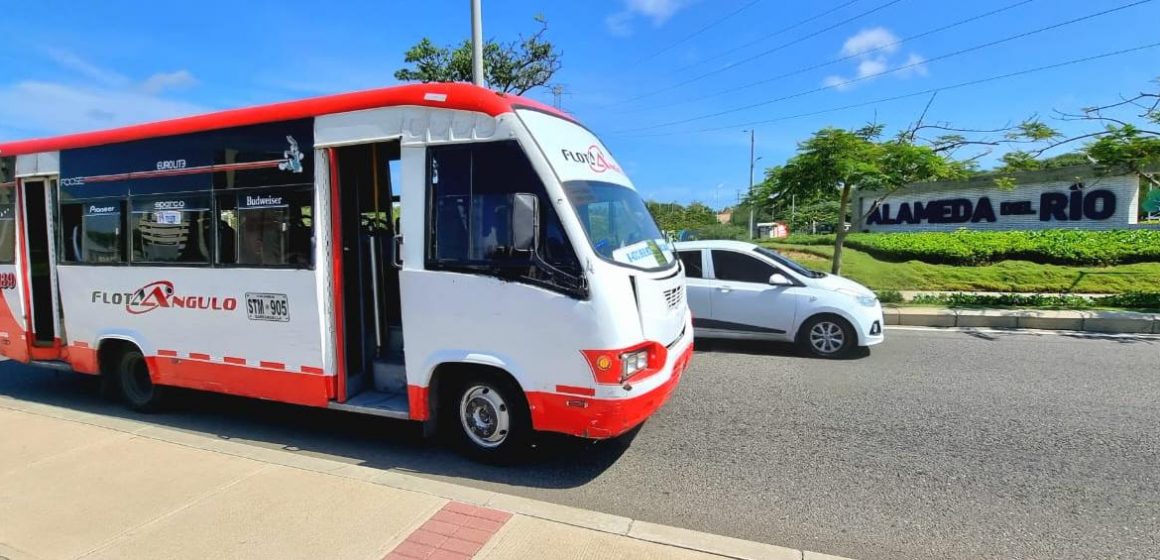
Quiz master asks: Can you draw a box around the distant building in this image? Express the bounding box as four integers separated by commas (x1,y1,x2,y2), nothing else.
853,165,1155,232
716,209,733,224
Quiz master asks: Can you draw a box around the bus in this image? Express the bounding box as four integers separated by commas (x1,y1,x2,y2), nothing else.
0,83,693,460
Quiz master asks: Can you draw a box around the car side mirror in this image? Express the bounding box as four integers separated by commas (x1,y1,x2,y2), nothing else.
510,193,539,253
769,272,793,286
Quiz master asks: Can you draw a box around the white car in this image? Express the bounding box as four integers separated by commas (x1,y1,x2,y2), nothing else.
674,240,884,358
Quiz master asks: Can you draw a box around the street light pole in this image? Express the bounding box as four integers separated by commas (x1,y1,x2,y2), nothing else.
746,129,755,239
471,0,484,87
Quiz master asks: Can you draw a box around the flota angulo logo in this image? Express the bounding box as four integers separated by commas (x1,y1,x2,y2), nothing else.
92,281,238,315
561,145,622,174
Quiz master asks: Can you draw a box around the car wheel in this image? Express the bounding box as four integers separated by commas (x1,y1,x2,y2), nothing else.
449,373,532,463
799,315,856,359
117,349,167,412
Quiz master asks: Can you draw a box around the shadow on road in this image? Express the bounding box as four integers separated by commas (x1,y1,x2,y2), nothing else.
0,363,635,490
694,338,872,360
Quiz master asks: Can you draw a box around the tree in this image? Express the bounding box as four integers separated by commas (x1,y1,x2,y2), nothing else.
763,125,971,274
394,16,561,95
996,82,1160,192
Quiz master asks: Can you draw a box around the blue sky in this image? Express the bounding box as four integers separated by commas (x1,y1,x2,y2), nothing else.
1,0,1157,207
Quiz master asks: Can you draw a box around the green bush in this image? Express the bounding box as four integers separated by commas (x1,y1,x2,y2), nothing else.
876,289,904,304
908,291,1160,310
1095,291,1160,309
777,230,1160,266
691,223,748,240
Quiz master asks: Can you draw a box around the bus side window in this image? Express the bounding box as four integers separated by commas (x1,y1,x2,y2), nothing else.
219,187,313,268
130,195,212,265
60,202,124,264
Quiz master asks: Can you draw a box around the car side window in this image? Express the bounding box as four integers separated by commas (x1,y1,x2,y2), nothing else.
712,250,776,283
677,250,703,278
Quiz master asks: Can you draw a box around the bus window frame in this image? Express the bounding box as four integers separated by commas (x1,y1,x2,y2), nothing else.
213,183,316,270
57,195,129,267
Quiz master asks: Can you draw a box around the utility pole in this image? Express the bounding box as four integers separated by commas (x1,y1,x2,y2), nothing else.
550,84,567,109
745,129,755,239
471,0,484,87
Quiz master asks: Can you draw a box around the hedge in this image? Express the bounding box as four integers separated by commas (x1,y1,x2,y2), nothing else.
774,230,1160,266
908,291,1160,310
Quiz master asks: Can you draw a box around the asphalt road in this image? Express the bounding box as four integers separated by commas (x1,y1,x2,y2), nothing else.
1,328,1158,559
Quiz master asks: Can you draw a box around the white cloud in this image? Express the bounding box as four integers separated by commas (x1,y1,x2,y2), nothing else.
43,48,129,88
822,75,853,92
821,27,926,91
606,0,692,36
856,57,889,79
140,70,198,95
897,53,929,78
0,51,206,139
0,81,208,136
840,27,900,58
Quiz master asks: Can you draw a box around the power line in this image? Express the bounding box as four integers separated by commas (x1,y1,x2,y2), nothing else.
611,41,1160,139
613,0,1155,134
620,0,905,105
636,0,1036,114
670,0,863,75
631,0,766,65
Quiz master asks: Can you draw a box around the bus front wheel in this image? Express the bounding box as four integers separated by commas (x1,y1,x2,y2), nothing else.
117,349,167,412
448,373,532,463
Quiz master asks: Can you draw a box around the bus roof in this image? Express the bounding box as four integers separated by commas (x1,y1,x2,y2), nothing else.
0,82,571,157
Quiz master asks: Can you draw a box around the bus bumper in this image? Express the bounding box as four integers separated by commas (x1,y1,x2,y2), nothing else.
527,341,694,439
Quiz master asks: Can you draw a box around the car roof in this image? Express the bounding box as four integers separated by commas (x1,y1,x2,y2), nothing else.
673,240,761,251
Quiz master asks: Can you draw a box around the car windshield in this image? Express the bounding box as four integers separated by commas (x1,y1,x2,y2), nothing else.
563,181,674,270
754,246,826,279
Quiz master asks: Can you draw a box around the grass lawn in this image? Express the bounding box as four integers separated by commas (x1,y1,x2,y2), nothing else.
768,243,1160,294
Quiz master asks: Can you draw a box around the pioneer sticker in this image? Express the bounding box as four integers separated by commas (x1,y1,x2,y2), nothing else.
245,292,289,322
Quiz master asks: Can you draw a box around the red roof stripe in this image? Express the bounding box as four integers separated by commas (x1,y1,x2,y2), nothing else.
0,82,571,157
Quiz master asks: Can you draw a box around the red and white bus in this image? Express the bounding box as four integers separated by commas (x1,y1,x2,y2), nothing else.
0,83,693,459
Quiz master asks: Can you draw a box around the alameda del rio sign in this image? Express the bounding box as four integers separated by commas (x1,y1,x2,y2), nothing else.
866,182,1116,226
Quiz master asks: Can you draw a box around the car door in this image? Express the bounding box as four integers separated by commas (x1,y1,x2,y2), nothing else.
706,249,801,338
677,249,711,319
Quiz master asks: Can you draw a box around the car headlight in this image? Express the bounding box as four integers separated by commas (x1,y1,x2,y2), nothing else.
837,288,878,307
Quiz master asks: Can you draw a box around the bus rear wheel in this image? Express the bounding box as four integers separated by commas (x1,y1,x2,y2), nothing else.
448,373,532,463
117,349,167,412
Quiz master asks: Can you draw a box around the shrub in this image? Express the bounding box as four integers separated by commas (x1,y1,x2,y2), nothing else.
778,230,1160,266
1094,291,1160,310
876,289,904,304
908,291,1160,310
691,223,748,240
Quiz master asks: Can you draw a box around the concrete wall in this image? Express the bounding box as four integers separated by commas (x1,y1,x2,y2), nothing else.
855,167,1141,232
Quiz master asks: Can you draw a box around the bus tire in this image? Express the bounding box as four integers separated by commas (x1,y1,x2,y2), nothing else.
117,349,167,412
447,371,532,464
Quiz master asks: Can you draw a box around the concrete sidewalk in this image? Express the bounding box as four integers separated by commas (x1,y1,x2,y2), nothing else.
885,306,1160,334
0,396,842,560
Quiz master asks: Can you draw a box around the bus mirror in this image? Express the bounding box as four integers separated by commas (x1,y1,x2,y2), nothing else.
511,193,539,253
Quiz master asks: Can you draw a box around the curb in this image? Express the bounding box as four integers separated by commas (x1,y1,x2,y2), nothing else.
0,396,844,560
884,306,1160,334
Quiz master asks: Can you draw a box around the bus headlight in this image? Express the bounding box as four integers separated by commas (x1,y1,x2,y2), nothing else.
621,349,650,381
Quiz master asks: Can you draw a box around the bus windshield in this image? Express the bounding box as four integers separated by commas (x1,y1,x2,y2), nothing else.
564,181,673,270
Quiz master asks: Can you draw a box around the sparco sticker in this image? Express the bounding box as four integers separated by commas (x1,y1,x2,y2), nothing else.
92,280,237,315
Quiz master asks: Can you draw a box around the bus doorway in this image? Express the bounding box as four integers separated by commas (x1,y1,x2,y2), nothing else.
20,178,59,348
332,142,406,415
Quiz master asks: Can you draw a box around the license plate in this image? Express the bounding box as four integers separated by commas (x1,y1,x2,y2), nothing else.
245,292,289,322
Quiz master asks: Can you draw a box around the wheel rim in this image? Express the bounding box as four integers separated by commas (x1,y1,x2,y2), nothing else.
124,356,154,403
809,321,846,354
459,385,510,449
